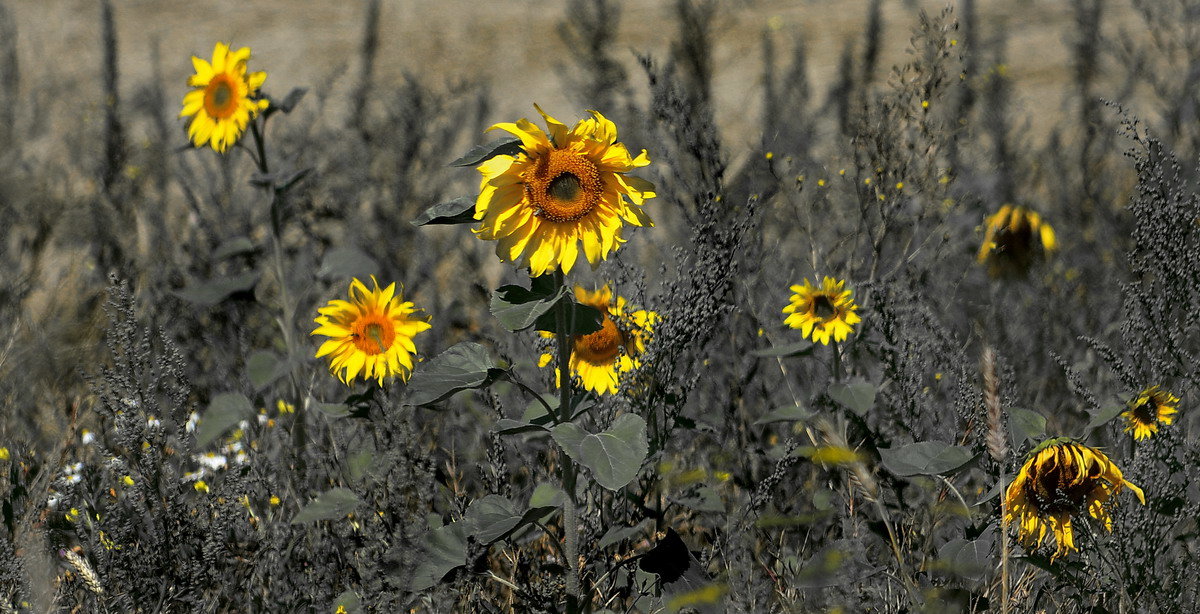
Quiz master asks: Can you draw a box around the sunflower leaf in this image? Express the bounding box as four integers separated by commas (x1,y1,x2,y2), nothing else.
1085,404,1125,434
465,495,559,545
266,87,308,115
1008,407,1046,443
490,283,567,331
173,271,260,307
533,300,604,335
406,342,507,407
412,196,477,226
827,378,876,416
879,441,976,477
409,518,469,591
753,404,812,425
316,246,379,280
291,487,361,524
449,137,523,167
195,392,254,449
751,341,815,358
551,414,648,491
247,350,288,391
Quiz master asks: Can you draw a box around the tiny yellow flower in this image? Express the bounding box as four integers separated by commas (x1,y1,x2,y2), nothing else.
270,495,282,506
276,399,295,414
765,151,774,160
817,179,826,187
194,481,210,494
66,508,80,522
121,475,134,487
921,100,930,109
895,182,904,190
0,447,9,461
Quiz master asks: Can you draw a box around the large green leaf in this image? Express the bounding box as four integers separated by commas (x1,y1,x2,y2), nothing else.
291,487,362,523
534,301,603,335
316,246,379,280
449,137,523,167
827,378,876,416
406,342,506,406
751,341,815,358
411,196,477,226
880,441,975,477
247,350,288,391
173,271,260,307
1009,407,1046,444
465,495,558,544
195,392,253,448
937,531,995,582
409,519,468,591
552,414,648,491
490,281,566,332
753,404,812,425
1085,404,1126,434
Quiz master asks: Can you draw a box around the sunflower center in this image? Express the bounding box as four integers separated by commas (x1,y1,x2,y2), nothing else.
203,76,239,119
574,315,623,364
812,295,837,320
1131,400,1157,425
351,315,395,355
526,149,603,223
1026,450,1098,514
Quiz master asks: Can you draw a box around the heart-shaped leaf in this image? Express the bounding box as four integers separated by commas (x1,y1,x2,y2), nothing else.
291,487,362,523
449,138,523,167
1008,407,1046,444
552,414,648,491
490,282,566,331
880,441,975,477
195,392,253,448
412,196,477,226
407,342,507,406
828,378,876,416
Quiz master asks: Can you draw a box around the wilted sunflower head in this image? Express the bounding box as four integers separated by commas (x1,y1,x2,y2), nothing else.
311,276,431,387
1004,438,1144,560
539,285,657,396
474,105,656,277
1122,385,1179,441
782,276,861,345
180,42,270,153
977,204,1057,278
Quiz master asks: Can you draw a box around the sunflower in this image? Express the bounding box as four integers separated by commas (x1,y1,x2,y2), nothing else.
311,277,431,386
1121,385,1179,441
539,285,657,396
474,106,656,277
1004,438,1144,560
977,204,1058,277
180,42,269,153
782,276,861,345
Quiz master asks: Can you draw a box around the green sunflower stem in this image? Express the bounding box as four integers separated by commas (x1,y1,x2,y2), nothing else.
552,270,582,604
250,119,305,462
831,341,844,381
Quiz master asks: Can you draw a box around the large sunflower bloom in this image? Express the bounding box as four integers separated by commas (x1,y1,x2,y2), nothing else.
539,285,657,396
1004,438,1144,560
311,277,431,386
977,204,1058,277
474,106,656,277
1121,385,1179,441
782,277,861,345
180,42,269,153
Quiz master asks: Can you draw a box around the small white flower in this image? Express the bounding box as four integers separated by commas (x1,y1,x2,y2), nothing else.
185,412,200,433
146,416,161,428
63,462,83,476
182,469,206,482
63,473,81,485
234,451,248,465
257,413,268,425
81,430,96,445
195,452,227,471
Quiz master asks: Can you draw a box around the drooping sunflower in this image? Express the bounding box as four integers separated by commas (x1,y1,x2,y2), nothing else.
977,204,1058,277
1121,385,1179,441
1004,438,1144,560
474,106,656,277
311,277,431,387
180,42,269,153
782,276,861,345
539,285,657,396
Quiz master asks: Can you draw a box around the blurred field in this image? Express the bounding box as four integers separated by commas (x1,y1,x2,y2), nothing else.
9,0,1135,158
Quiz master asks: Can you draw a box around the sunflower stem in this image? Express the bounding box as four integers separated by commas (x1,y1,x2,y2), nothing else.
250,119,305,464
552,270,582,604
999,474,1010,614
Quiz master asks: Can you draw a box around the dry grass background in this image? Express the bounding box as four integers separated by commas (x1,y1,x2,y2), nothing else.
9,0,1136,160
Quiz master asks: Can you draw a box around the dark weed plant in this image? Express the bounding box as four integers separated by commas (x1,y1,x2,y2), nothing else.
3,0,1200,612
